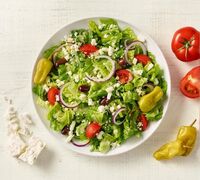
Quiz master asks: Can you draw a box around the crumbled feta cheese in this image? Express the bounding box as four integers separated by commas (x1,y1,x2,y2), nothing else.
5,98,46,165
110,106,115,113
98,47,108,55
18,127,32,137
71,44,79,52
55,95,60,102
73,74,79,83
66,134,74,143
146,63,154,71
98,23,105,30
106,86,114,93
91,39,97,46
66,37,74,43
64,54,70,61
20,113,33,125
62,47,68,56
117,105,121,109
104,34,108,38
18,136,46,165
69,121,76,132
107,92,112,100
8,133,27,157
88,98,94,106
154,78,159,85
132,69,143,76
98,105,105,113
136,87,145,96
79,93,86,100
108,46,114,56
43,84,49,92
114,83,120,88
7,122,19,135
133,58,138,65
97,131,104,140
67,71,72,76
111,142,119,149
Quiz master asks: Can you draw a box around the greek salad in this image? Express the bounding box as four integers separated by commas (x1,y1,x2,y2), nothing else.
33,18,167,153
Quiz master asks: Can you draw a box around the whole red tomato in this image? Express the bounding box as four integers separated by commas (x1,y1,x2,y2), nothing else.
180,66,200,98
171,27,200,62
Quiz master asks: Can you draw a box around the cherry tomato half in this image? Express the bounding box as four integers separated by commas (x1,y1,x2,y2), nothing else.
135,54,151,65
47,87,60,105
180,66,200,98
138,114,148,131
116,69,133,84
79,44,98,55
86,122,101,139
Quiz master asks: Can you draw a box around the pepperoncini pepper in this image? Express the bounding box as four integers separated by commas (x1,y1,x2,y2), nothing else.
34,58,53,84
138,86,163,113
153,120,197,160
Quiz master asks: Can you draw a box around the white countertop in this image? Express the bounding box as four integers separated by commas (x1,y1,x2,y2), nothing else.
0,0,200,179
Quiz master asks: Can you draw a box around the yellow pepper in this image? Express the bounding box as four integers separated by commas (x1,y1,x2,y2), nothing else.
138,86,163,113
176,120,197,156
153,120,197,160
34,58,53,84
153,140,186,160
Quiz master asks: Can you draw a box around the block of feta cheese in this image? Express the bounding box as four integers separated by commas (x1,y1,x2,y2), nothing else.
8,133,27,157
18,136,46,165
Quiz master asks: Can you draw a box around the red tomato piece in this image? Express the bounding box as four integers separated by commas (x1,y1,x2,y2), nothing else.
171,27,200,62
86,122,101,139
138,114,148,131
116,69,133,84
47,87,60,105
180,66,200,98
135,54,151,65
79,44,98,55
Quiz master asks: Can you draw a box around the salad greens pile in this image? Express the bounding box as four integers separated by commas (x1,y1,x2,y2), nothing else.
33,18,167,153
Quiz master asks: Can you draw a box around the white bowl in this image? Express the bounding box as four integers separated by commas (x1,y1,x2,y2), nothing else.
31,17,171,157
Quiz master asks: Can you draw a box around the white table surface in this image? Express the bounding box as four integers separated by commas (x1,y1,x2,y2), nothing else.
0,0,200,179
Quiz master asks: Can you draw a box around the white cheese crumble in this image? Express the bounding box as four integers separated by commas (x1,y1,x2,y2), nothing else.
8,133,27,157
18,136,46,165
110,106,115,113
154,78,159,85
114,83,120,88
56,79,65,87
43,84,49,92
88,98,94,106
133,58,138,65
136,87,145,96
91,39,97,46
67,71,72,76
146,63,154,71
107,92,112,100
73,74,79,83
108,46,114,56
117,105,121,109
4,97,46,165
97,131,104,140
79,93,86,100
106,86,114,93
98,105,105,113
104,34,108,38
66,37,74,43
132,69,143,76
55,95,60,102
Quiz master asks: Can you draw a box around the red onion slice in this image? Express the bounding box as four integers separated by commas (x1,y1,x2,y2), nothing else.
112,107,126,125
71,138,90,147
86,55,116,82
124,40,147,65
59,84,80,108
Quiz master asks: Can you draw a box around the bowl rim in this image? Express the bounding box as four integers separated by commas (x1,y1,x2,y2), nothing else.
31,16,171,157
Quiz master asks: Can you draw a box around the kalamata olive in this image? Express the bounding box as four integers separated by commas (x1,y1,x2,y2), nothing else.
79,85,90,92
61,125,69,135
55,58,67,67
118,59,128,67
99,96,110,106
